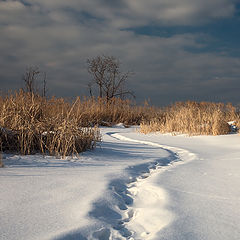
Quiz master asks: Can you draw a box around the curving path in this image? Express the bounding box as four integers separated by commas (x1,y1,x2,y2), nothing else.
52,128,196,240
1,127,240,240
110,132,197,239
116,129,240,240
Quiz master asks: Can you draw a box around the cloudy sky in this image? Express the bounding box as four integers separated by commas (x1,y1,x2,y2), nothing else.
1,0,240,105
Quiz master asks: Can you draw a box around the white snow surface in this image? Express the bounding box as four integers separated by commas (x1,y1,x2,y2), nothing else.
1,126,240,240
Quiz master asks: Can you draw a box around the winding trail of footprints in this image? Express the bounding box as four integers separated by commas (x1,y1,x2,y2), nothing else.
97,132,198,240
56,131,197,240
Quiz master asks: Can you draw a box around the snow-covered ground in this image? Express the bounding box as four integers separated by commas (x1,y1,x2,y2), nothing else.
1,126,240,240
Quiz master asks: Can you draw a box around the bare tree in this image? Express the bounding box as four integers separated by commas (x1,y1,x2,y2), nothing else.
22,66,47,96
42,72,47,97
87,55,134,101
22,66,40,93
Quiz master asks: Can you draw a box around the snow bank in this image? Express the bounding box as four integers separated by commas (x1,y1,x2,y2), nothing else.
1,126,240,240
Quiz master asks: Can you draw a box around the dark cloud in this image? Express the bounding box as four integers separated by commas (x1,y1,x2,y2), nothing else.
17,0,237,27
0,0,240,105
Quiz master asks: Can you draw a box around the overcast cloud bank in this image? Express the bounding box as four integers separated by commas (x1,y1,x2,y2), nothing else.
0,0,240,105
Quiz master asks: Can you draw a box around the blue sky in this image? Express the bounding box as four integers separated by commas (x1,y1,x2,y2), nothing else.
0,0,240,105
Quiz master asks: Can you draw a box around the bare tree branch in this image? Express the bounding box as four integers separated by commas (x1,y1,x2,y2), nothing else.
22,66,47,97
87,55,134,101
42,72,47,97
22,66,40,93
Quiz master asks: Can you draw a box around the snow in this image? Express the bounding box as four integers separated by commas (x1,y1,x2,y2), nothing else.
227,121,238,132
1,126,240,239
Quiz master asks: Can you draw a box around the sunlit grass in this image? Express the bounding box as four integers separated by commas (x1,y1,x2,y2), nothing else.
140,101,240,135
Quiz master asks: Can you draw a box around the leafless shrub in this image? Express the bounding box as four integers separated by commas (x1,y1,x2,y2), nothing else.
22,66,47,97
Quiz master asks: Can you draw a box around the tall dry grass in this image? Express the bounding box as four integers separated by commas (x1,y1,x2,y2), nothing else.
0,91,100,157
0,91,160,157
68,97,161,126
140,101,239,135
0,152,3,167
1,91,238,158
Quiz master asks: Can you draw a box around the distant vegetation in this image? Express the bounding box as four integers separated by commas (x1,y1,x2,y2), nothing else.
0,90,239,158
0,90,158,157
0,58,239,158
140,101,240,135
0,91,100,157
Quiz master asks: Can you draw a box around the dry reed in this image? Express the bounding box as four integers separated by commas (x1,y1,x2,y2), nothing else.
0,91,100,157
1,91,238,158
140,101,239,135
0,91,159,157
0,152,3,167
